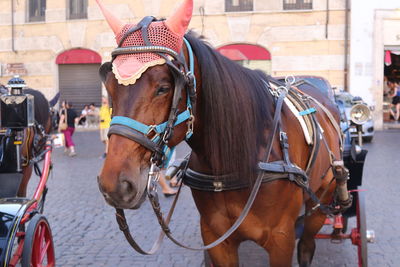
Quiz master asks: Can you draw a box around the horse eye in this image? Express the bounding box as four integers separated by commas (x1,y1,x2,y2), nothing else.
156,86,170,96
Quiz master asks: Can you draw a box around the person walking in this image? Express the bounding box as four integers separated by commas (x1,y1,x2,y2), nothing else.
99,96,112,158
59,101,78,156
388,79,400,121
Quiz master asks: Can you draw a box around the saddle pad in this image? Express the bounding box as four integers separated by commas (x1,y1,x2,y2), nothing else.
283,98,313,145
269,82,313,145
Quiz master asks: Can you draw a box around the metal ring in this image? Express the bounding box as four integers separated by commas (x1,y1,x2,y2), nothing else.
285,75,296,85
277,86,288,95
146,125,156,135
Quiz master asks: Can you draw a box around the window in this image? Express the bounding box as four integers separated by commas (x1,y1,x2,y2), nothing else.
225,0,253,12
28,0,46,22
68,0,87,20
283,0,312,10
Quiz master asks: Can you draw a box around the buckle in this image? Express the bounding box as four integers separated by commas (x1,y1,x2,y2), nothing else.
186,109,195,139
147,162,161,193
213,181,223,192
146,125,157,136
280,131,287,142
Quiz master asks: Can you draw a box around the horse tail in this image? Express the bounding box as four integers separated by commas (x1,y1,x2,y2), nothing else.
48,92,60,107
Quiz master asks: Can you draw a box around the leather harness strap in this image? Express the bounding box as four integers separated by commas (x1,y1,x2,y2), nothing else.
184,161,290,192
115,177,183,255
285,89,321,173
108,124,162,153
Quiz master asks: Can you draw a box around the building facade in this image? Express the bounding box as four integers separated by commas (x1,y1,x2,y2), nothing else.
0,0,347,111
349,0,400,130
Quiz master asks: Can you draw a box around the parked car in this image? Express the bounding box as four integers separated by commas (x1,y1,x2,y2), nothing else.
334,91,374,143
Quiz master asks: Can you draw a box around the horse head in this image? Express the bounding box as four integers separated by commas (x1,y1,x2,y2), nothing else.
96,0,194,209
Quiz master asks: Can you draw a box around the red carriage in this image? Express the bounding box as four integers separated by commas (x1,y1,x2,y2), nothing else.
0,77,55,267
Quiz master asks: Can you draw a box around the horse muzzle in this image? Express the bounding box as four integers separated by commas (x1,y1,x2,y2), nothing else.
97,172,147,210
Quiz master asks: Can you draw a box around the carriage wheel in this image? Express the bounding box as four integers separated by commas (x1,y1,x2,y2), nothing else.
21,214,55,267
356,189,368,267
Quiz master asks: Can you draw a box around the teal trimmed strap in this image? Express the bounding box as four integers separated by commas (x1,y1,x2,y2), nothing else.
111,109,192,136
299,108,316,116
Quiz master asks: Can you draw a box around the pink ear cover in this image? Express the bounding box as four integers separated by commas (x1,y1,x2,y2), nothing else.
105,0,193,85
165,0,193,37
112,22,182,85
95,0,124,35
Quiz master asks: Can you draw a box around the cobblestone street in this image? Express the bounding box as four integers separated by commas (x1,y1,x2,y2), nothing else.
26,129,400,266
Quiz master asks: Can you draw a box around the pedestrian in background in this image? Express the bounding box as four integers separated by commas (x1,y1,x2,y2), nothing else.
388,79,400,121
87,103,99,127
99,96,111,158
78,105,89,127
59,101,78,157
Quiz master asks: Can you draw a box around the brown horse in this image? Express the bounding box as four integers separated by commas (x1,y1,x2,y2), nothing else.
0,85,52,197
96,0,348,266
18,88,53,197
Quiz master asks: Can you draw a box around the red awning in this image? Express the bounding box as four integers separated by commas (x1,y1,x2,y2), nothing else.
56,48,102,64
218,49,248,60
217,44,271,61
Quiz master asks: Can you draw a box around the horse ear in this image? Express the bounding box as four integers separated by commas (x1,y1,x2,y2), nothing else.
165,0,193,37
95,0,124,35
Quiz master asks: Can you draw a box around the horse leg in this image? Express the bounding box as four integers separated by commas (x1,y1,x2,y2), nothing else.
262,223,296,267
17,165,33,197
296,208,327,267
200,219,240,267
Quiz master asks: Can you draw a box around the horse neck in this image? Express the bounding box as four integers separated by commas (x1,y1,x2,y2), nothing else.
181,36,276,180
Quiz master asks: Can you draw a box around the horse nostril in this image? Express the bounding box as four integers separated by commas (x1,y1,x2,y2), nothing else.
121,180,136,195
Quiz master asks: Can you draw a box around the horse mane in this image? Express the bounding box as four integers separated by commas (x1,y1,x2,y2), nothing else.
24,88,51,132
185,32,274,182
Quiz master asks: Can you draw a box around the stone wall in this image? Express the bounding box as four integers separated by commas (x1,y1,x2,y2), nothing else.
0,0,346,98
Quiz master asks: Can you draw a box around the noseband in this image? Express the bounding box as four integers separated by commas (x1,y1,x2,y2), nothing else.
104,16,196,166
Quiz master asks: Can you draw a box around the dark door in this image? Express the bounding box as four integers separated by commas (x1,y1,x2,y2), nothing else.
58,64,101,112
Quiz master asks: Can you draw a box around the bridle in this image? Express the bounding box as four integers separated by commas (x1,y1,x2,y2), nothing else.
99,16,202,255
102,16,196,166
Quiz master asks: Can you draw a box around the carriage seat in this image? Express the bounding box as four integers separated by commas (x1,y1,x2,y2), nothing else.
0,131,23,198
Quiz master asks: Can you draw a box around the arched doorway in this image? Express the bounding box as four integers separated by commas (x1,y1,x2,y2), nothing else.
56,48,102,112
217,44,271,74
